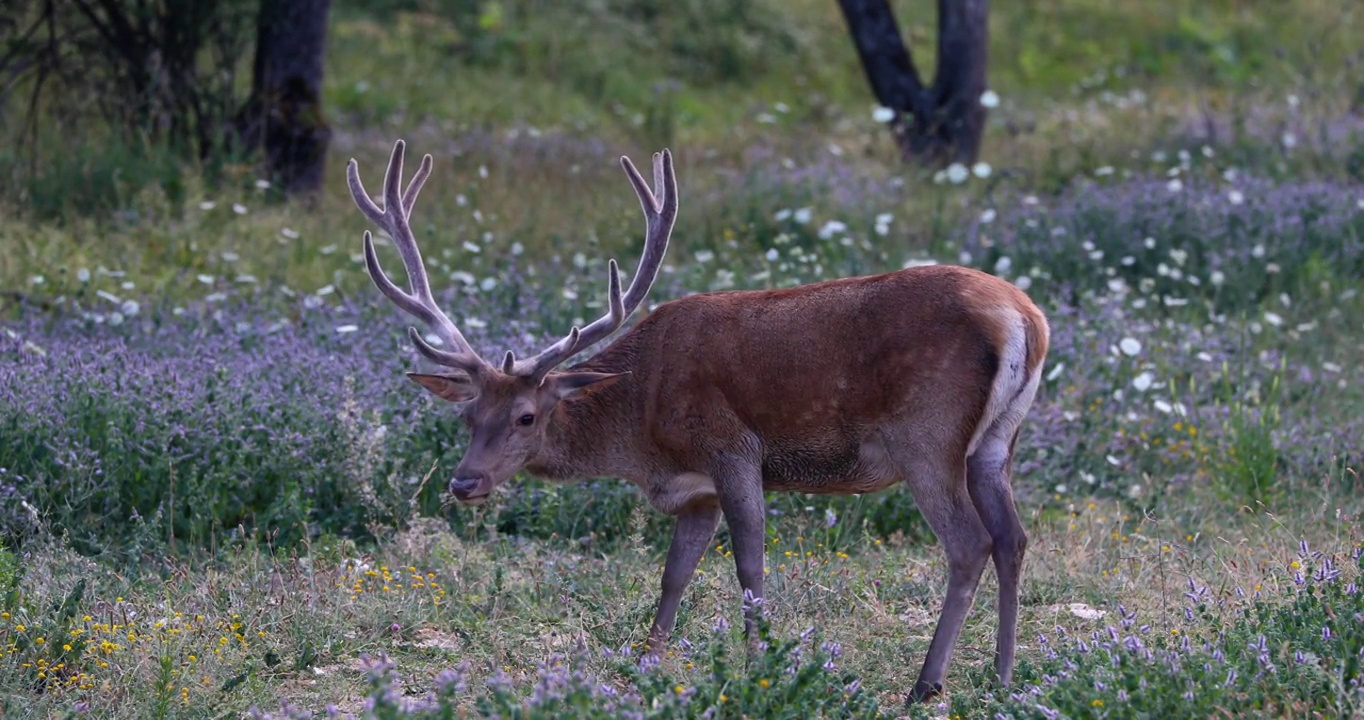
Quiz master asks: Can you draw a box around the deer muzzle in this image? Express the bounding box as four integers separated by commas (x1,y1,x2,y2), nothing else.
449,474,491,504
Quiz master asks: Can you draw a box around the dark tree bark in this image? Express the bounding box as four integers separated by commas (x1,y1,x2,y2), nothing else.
235,0,332,195
837,0,989,168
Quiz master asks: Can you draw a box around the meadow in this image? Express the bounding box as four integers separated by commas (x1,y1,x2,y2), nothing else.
2,0,1363,717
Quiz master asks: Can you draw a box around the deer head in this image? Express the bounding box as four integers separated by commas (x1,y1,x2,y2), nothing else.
347,140,677,504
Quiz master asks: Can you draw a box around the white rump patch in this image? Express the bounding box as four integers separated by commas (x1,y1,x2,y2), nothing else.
966,308,1034,457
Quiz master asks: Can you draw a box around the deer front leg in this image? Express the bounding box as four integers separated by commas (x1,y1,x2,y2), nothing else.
647,501,721,653
712,458,767,645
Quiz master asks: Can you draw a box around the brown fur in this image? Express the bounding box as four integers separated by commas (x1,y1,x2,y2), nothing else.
534,265,1015,492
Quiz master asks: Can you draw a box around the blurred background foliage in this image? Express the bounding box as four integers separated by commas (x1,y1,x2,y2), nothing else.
2,0,1361,224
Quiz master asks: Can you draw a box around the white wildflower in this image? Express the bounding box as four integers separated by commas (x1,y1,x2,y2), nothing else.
817,220,847,240
1068,604,1106,620
1119,337,1142,356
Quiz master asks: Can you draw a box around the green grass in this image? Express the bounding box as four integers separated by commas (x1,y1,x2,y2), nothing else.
2,499,1359,717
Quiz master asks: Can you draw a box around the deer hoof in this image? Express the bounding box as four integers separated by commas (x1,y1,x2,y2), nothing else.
907,680,943,704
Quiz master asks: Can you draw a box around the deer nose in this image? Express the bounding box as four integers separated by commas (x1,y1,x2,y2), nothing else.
449,475,487,501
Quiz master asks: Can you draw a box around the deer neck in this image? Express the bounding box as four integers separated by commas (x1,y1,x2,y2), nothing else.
524,340,644,483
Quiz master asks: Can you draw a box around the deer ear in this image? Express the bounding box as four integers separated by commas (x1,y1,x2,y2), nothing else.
549,371,628,400
407,372,478,403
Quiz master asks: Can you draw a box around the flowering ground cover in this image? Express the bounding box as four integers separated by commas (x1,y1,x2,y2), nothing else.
3,147,1361,716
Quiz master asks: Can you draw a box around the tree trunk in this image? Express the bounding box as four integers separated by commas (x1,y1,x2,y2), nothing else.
235,0,332,195
837,0,989,168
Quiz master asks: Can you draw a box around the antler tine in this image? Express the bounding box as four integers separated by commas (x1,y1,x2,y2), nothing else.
403,153,434,217
349,140,489,376
619,150,677,311
512,149,678,380
652,150,667,206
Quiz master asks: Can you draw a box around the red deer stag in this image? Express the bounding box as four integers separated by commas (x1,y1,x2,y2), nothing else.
347,140,1049,702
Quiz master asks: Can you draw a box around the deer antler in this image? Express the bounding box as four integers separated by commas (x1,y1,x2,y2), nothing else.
347,140,491,376
509,149,678,380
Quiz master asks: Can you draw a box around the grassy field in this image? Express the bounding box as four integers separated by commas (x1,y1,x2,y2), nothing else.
2,0,1364,717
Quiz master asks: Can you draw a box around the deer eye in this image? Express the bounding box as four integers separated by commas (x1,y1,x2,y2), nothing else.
517,413,535,427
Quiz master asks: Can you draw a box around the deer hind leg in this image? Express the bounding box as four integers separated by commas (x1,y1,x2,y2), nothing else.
895,449,993,703
966,424,1027,689
710,454,767,646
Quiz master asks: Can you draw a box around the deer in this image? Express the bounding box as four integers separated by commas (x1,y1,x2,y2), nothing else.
346,139,1050,703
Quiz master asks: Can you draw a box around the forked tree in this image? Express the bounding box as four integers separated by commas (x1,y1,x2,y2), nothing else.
837,0,990,167
347,140,1049,702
